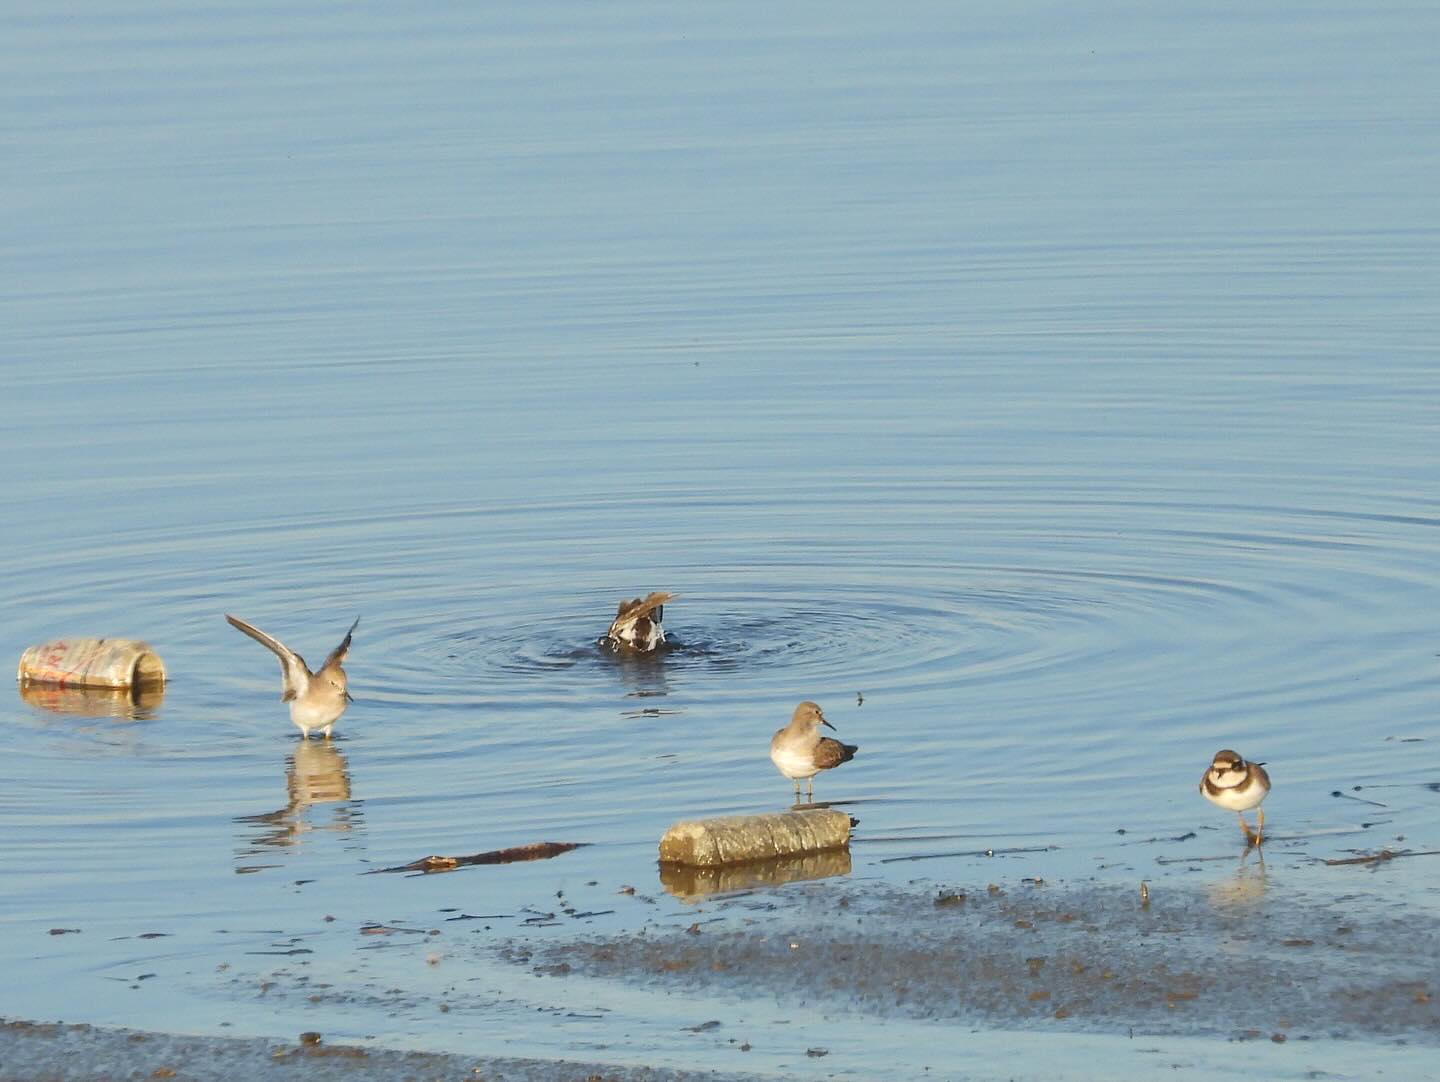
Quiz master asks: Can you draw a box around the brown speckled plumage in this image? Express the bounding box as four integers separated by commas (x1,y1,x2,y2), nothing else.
604,591,677,652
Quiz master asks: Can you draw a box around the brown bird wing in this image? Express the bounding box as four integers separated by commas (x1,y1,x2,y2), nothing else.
814,738,858,770
319,616,360,672
609,592,677,637
615,592,676,622
226,614,311,700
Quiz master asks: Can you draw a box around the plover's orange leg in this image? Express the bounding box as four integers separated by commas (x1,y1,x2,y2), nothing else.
1236,811,1264,847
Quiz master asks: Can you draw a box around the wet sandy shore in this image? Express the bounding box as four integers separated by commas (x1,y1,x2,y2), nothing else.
9,856,1440,1081
509,873,1440,1044
0,1018,766,1082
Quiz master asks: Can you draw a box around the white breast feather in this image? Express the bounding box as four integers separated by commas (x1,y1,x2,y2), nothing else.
771,745,817,780
1204,771,1267,812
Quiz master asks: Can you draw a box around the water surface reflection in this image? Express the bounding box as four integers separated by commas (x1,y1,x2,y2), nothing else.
1206,851,1268,912
234,743,360,863
18,682,165,721
660,848,853,902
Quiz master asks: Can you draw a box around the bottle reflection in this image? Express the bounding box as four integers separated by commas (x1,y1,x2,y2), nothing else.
234,742,361,858
18,681,165,721
659,849,852,902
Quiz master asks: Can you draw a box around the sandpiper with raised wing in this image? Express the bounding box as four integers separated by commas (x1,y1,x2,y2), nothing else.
226,614,359,739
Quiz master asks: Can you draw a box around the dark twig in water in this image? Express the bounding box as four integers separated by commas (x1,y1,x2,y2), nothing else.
1352,780,1440,793
878,845,1055,864
371,841,586,875
1323,849,1440,867
1155,853,1246,865
1329,789,1388,808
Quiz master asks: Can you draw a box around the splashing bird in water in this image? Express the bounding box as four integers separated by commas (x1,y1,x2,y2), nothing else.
226,614,359,739
1200,748,1271,845
603,592,677,653
770,701,858,805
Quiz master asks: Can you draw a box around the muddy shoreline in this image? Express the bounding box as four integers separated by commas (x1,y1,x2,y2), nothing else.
0,1018,767,1082
6,872,1440,1081
505,876,1440,1044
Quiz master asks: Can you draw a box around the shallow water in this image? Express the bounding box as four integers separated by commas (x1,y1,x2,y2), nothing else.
4,2,1440,1078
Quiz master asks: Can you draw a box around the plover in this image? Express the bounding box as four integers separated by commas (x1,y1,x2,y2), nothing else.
770,701,858,804
603,592,676,653
1200,748,1271,845
226,614,359,739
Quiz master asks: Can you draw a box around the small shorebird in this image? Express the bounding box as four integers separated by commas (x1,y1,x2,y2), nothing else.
770,701,858,804
603,592,676,653
226,614,359,739
1200,749,1271,845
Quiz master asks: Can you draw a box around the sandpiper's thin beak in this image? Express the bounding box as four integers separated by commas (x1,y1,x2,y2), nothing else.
345,692,355,703
822,717,836,731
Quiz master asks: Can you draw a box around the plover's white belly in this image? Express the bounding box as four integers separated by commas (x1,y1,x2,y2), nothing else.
770,744,817,780
1203,780,1266,812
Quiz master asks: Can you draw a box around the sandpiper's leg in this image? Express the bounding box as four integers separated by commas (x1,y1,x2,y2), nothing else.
299,725,310,740
1254,807,1265,845
322,725,333,739
793,779,802,804
806,778,815,803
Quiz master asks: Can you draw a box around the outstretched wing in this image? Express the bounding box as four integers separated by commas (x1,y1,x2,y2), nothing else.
319,616,360,673
226,614,311,700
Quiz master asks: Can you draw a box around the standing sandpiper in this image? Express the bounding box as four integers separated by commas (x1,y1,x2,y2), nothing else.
603,592,676,653
770,701,858,804
1200,749,1271,845
226,614,359,739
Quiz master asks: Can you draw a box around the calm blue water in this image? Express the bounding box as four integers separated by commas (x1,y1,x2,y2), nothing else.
4,3,1439,1078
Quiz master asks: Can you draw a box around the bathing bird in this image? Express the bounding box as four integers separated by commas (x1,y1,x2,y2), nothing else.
226,614,358,739
603,592,676,653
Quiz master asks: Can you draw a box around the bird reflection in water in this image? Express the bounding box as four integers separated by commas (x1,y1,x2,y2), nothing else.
610,647,672,700
604,629,675,717
1206,847,1267,912
234,741,361,861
